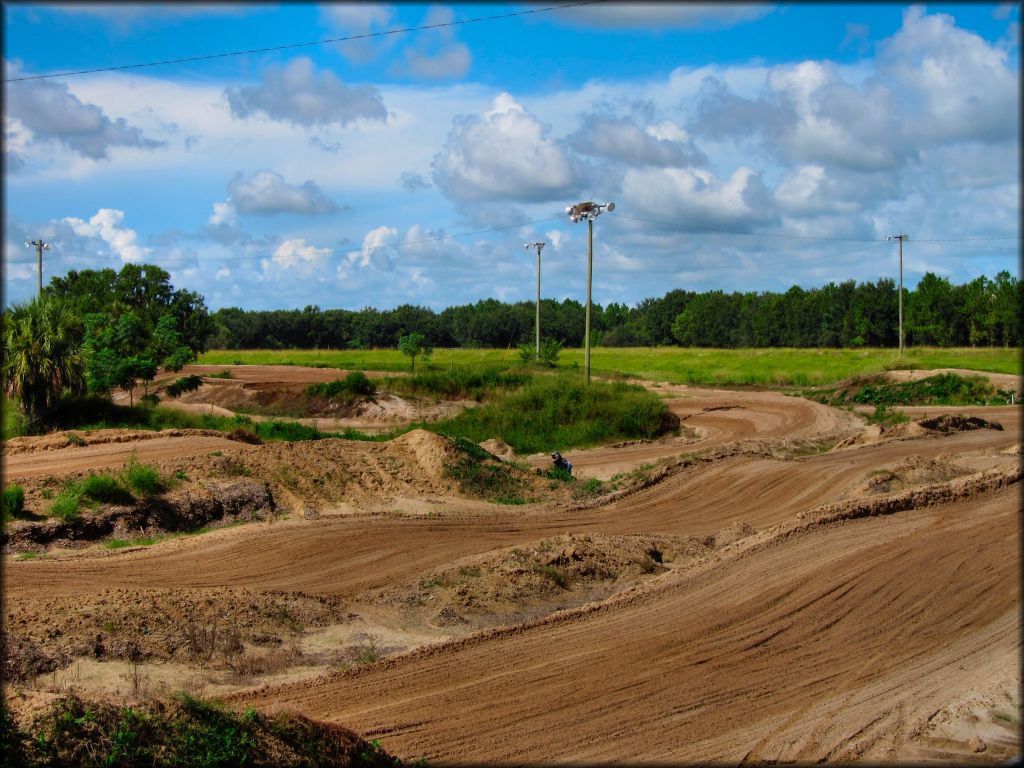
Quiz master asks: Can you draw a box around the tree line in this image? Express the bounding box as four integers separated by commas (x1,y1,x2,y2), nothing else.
3,264,1019,427
3,264,213,423
209,271,1021,350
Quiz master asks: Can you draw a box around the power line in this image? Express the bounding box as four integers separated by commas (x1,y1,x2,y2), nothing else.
4,1,607,83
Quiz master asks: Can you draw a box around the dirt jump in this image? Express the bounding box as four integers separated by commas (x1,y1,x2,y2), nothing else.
3,365,1020,764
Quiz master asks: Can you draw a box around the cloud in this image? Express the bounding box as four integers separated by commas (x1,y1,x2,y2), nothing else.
568,115,706,167
397,6,471,80
690,8,1019,174
840,22,871,54
266,239,329,272
225,57,388,127
4,62,165,160
353,225,398,270
226,170,339,215
400,171,431,192
878,6,1019,144
432,92,583,203
551,3,774,29
319,4,397,64
60,208,150,262
621,166,777,229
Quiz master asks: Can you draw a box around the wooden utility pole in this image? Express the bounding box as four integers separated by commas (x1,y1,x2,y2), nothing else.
25,239,49,298
525,241,545,359
887,234,908,355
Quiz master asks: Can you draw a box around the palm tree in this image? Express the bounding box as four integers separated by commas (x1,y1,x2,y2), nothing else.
2,296,84,425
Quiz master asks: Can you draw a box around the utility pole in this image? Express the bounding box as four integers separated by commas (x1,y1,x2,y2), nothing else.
887,234,908,356
524,241,546,360
566,201,615,384
25,239,50,298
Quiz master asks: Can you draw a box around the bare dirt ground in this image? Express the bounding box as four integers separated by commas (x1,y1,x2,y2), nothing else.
884,367,1021,395
3,366,1021,764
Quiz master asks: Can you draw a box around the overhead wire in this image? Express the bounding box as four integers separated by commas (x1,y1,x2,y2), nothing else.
4,0,608,83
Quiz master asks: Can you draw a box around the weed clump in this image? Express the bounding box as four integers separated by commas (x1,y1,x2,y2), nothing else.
305,371,377,400
2,484,26,520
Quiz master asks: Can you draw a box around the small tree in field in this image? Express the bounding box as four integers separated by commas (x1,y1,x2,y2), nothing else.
398,332,431,372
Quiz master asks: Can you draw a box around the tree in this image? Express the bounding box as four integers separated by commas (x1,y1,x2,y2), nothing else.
2,296,84,424
398,332,432,372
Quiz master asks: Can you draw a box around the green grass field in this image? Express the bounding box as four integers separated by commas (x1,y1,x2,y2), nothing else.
199,346,1021,387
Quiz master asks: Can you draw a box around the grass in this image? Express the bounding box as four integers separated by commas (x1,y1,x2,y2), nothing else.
381,367,530,400
48,460,171,519
429,373,678,454
809,372,1016,408
2,484,26,521
5,693,407,768
200,346,1021,386
864,405,910,427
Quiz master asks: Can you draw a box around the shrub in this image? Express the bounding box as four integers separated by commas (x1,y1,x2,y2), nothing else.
123,460,167,496
432,374,678,454
2,485,26,520
80,474,135,505
51,489,82,519
344,371,376,396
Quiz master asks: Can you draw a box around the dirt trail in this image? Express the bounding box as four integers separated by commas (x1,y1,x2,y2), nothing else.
4,379,1020,763
232,487,1018,764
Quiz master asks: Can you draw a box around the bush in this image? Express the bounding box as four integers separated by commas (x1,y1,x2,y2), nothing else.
80,473,135,505
123,460,167,496
2,485,25,520
432,374,679,454
305,371,377,400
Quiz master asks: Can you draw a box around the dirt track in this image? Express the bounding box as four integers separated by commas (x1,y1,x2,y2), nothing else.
4,372,1021,763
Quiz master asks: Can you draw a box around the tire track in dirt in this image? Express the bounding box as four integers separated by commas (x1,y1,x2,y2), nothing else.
230,484,1017,764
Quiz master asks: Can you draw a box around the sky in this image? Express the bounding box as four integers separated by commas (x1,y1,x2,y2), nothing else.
3,2,1021,312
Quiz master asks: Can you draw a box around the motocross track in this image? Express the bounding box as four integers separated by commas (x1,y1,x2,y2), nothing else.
3,368,1021,764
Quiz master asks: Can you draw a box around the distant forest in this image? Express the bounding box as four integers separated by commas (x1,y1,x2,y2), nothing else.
210,271,1021,350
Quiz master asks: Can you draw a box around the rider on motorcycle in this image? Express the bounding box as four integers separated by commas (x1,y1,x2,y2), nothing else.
551,451,572,473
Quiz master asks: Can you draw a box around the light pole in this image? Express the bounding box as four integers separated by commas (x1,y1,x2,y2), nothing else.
887,233,908,356
25,239,50,298
566,200,615,384
524,241,546,360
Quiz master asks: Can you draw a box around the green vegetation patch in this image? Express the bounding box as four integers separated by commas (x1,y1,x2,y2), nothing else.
382,367,529,401
810,372,1015,407
48,460,171,519
305,370,377,400
432,374,679,454
2,484,26,521
4,693,407,768
444,437,530,503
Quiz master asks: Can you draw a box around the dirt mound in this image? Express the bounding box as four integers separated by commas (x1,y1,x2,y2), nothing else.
838,413,1004,448
370,533,711,627
479,438,515,459
885,367,1020,395
860,457,972,495
2,587,352,683
385,429,464,481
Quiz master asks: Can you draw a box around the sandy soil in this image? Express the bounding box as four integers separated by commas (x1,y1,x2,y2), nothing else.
3,368,1021,764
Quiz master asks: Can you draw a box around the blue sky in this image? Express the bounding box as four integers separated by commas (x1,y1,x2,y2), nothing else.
3,2,1020,311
